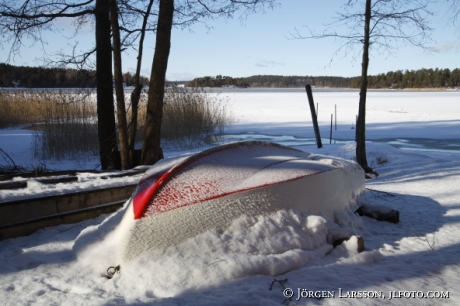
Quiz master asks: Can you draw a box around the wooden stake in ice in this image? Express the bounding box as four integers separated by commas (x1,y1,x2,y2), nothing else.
305,84,322,148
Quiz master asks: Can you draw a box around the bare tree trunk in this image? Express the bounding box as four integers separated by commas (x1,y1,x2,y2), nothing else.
129,84,142,165
356,0,373,174
110,0,130,169
95,0,120,170
141,0,174,165
128,0,155,167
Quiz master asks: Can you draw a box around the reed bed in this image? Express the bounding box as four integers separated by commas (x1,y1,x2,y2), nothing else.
0,90,99,160
38,91,98,160
159,86,232,150
0,90,52,128
0,87,232,161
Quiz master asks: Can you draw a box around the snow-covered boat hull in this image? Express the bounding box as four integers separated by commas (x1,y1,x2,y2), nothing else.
114,141,365,261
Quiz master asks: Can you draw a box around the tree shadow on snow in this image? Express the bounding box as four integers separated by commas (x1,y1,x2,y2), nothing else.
227,119,460,144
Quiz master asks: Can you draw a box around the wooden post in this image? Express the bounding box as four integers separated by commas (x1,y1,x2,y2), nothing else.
330,114,333,144
335,104,337,130
305,85,322,148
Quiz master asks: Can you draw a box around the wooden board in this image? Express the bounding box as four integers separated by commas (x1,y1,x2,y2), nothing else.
0,200,125,240
0,181,27,190
0,184,137,226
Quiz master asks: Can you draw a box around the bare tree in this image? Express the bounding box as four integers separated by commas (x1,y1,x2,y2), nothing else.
357,0,372,173
0,0,154,169
293,0,433,174
0,0,122,169
126,0,155,167
140,0,279,165
110,0,130,169
95,0,120,169
141,0,173,165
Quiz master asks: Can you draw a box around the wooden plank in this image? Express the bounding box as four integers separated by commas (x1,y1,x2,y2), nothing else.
0,170,82,181
0,169,145,181
101,168,147,179
356,204,399,223
0,184,137,226
0,181,27,190
36,176,79,184
0,200,126,241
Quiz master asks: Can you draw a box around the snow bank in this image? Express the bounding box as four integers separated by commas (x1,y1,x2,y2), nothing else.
74,207,363,297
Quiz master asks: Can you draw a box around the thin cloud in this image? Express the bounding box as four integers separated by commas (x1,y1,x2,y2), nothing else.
432,42,456,52
255,59,286,68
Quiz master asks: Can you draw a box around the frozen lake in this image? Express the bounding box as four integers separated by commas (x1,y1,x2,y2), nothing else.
219,88,460,152
1,88,460,170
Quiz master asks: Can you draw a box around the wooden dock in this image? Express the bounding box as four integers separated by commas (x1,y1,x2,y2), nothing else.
0,169,147,240
0,184,137,240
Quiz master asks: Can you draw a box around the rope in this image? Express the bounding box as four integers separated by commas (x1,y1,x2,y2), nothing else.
104,265,121,279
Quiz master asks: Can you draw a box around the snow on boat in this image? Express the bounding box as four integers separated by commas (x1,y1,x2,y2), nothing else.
106,141,365,262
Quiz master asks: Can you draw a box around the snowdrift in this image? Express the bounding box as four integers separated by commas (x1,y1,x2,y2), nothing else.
75,141,365,264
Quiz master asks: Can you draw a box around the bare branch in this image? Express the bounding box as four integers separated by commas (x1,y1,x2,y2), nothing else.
292,0,434,62
0,0,96,61
450,0,460,26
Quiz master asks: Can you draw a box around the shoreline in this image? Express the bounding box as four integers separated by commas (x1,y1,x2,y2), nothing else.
0,86,458,91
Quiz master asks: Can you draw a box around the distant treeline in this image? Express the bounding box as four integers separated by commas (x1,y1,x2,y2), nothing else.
0,63,149,88
353,68,460,89
188,68,460,89
3,63,459,89
187,75,353,88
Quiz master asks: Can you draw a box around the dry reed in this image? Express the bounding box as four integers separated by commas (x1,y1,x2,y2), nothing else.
1,87,232,162
0,91,49,128
159,86,231,150
36,91,99,160
0,90,99,160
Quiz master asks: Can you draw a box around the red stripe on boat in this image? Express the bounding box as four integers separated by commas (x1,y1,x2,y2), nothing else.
132,141,324,220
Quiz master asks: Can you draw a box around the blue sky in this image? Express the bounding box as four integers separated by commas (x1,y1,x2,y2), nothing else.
2,0,458,81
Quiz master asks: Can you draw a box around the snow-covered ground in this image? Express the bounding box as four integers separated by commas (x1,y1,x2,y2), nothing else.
1,89,460,305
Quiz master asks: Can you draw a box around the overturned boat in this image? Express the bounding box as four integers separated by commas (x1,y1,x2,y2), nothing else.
94,141,365,262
